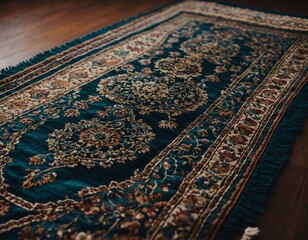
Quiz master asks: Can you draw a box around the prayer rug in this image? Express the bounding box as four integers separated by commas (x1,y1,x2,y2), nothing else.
0,1,307,239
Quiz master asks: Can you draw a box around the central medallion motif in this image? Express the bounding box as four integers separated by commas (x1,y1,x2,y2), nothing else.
97,72,208,129
23,106,155,189
181,33,240,65
155,57,202,78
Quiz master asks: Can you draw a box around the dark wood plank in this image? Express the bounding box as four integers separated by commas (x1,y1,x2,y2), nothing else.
257,119,308,240
0,0,174,69
288,120,308,168
258,165,306,239
215,0,308,16
283,170,308,240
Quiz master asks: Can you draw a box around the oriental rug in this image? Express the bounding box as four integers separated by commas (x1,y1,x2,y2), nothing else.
0,1,307,239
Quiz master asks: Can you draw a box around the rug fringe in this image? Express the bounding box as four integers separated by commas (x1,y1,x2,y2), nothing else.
241,227,260,240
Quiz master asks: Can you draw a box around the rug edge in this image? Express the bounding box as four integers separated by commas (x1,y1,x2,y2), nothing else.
216,81,308,239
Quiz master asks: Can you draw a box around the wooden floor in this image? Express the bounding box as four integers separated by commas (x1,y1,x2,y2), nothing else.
0,1,307,239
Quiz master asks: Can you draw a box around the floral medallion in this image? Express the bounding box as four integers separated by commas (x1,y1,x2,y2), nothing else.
154,57,202,78
181,33,240,65
97,73,208,129
22,106,155,189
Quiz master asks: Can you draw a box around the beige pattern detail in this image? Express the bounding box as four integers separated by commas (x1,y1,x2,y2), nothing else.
0,200,10,217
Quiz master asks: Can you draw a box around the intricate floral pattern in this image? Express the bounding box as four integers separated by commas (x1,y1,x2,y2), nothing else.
22,106,155,189
155,57,202,78
181,32,240,65
98,73,207,128
0,1,307,240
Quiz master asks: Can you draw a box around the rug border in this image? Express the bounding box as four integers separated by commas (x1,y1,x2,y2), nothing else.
216,80,308,239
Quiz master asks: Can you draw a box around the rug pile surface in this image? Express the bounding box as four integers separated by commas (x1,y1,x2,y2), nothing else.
0,1,307,239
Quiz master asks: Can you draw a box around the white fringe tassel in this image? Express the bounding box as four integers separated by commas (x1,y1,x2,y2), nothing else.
241,227,260,240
